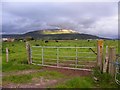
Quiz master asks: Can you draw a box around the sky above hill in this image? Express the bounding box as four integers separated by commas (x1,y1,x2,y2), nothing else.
1,0,119,38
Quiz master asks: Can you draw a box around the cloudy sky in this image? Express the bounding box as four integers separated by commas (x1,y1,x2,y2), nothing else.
1,0,119,38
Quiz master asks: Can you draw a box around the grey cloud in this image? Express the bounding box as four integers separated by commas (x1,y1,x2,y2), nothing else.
2,2,117,19
2,2,118,38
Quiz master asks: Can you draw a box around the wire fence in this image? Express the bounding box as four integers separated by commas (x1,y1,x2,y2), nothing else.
31,46,97,71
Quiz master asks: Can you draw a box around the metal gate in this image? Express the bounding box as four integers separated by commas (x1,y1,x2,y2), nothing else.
31,46,97,71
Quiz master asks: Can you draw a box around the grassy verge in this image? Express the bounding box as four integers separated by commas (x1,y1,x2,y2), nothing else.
53,68,119,88
2,62,41,72
55,77,94,88
3,70,65,84
92,68,119,88
3,74,33,84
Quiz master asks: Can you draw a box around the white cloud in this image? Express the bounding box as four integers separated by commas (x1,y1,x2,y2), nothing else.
83,15,118,38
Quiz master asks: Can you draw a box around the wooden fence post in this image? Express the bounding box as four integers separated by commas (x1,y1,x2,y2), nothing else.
97,39,104,72
6,48,9,63
108,47,116,77
75,48,78,68
103,46,109,73
57,48,59,67
26,42,32,64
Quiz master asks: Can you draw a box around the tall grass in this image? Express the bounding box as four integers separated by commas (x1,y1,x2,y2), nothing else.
55,77,94,88
93,67,118,88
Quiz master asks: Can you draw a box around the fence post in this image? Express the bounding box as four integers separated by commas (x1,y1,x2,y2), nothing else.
108,47,116,77
42,47,44,65
75,48,78,68
57,48,59,67
97,40,104,72
103,46,109,73
26,42,32,64
6,48,9,63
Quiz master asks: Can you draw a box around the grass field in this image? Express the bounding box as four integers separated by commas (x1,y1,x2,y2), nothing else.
2,40,119,88
2,40,118,71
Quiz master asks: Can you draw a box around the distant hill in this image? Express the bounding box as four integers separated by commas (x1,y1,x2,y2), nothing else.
25,29,78,35
2,29,108,40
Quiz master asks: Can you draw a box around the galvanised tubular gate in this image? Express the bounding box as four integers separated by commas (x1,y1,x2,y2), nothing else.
31,46,97,71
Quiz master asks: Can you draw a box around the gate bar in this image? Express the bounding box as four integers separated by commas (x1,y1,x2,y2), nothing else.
75,48,78,68
32,63,92,71
32,46,96,49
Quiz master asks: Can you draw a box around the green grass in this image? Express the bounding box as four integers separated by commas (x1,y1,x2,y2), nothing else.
2,40,118,72
3,71,65,84
2,41,41,72
55,77,94,88
2,62,41,72
54,67,119,88
3,74,33,83
2,40,119,88
93,67,119,88
3,68,119,88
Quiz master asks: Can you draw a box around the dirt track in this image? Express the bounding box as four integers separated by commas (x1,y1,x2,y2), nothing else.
2,67,92,88
42,66,91,76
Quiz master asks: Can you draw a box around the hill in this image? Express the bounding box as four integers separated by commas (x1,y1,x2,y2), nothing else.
2,29,108,40
24,29,78,35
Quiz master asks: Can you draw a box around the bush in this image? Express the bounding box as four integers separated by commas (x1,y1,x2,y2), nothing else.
92,67,117,88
